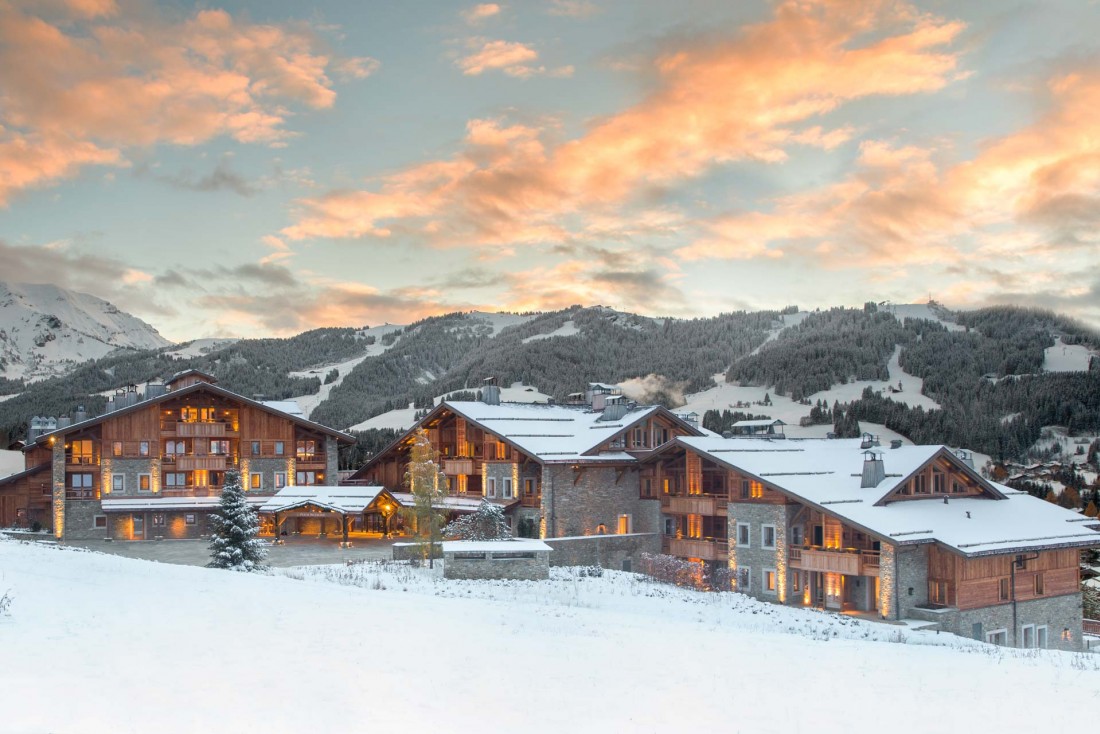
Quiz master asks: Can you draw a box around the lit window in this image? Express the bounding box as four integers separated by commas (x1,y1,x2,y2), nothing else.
152,514,165,527
113,442,123,457
275,472,287,489
765,570,776,593
617,514,632,534
524,478,535,496
250,473,262,490
139,474,151,491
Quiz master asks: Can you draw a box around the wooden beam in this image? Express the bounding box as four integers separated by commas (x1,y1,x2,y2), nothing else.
573,467,586,486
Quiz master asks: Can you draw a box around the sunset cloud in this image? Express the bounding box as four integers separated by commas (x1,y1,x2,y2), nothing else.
462,3,502,25
287,0,966,250
457,39,540,76
0,2,370,204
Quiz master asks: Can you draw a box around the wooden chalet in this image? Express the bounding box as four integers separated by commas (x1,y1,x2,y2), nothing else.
0,370,354,541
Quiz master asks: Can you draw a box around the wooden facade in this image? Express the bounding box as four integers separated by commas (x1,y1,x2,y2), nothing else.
927,545,1079,610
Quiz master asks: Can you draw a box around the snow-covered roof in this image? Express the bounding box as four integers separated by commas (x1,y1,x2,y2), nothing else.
675,436,1100,556
389,492,515,513
101,496,268,511
260,400,304,417
441,400,664,462
732,419,786,427
442,539,552,553
259,485,391,514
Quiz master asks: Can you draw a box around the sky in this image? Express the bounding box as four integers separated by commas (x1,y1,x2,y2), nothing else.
0,0,1098,342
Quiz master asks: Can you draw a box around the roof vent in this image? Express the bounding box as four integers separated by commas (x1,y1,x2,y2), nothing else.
860,432,880,450
481,384,501,406
890,439,903,449
861,449,885,488
600,396,630,422
954,448,975,469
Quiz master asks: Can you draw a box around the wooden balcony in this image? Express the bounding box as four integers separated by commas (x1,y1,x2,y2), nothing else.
789,546,880,576
443,458,475,476
667,495,727,516
668,537,729,562
172,422,230,438
175,455,228,471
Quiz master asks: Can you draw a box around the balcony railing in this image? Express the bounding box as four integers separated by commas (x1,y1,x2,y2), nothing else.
65,455,98,466
667,537,729,562
789,545,880,576
443,458,475,476
667,495,728,516
168,422,232,437
175,455,228,471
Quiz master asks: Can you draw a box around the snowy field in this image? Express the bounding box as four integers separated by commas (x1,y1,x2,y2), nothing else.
0,449,22,479
1,539,1098,734
1043,337,1095,372
350,381,552,432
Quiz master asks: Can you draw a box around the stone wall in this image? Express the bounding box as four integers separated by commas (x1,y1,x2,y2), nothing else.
541,464,658,538
909,593,1085,651
63,500,108,541
443,551,550,581
103,458,155,496
106,509,213,541
728,501,798,601
542,533,660,571
392,541,442,562
51,442,65,540
484,461,517,500
241,457,292,492
325,440,339,483
894,544,930,619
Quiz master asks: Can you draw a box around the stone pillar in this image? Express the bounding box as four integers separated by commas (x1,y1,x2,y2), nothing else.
52,441,66,540
325,439,339,484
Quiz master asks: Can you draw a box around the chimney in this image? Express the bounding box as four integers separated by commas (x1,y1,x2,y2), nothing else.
72,405,88,423
145,381,167,399
861,449,885,488
860,432,880,450
599,395,630,422
954,449,975,469
481,377,501,406
56,415,72,429
890,439,903,449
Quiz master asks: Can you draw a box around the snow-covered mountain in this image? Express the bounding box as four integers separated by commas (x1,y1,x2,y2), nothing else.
0,282,171,381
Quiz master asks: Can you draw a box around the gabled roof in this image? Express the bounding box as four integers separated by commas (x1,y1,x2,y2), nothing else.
660,436,1100,557
0,462,49,487
731,419,786,428
259,485,394,515
166,368,218,385
32,381,355,445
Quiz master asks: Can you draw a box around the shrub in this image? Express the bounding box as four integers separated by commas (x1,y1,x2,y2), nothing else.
0,589,12,616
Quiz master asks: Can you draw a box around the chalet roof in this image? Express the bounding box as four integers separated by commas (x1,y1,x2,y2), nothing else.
671,436,1100,556
441,400,670,462
166,368,218,385
260,400,305,417
259,485,393,515
389,491,516,512
731,419,786,428
31,381,355,445
101,496,268,511
0,462,49,487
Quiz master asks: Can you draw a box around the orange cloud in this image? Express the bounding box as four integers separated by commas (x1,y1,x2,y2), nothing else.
0,2,371,204
457,39,539,76
286,0,965,247
462,3,502,25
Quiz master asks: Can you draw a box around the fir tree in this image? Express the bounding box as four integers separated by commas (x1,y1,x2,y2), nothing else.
444,498,512,541
207,470,267,572
400,428,449,568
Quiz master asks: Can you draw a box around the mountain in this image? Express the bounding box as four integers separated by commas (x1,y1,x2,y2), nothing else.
0,281,171,381
0,300,1096,465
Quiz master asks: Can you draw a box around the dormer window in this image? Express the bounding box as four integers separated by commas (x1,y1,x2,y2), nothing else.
914,474,928,494
932,467,945,493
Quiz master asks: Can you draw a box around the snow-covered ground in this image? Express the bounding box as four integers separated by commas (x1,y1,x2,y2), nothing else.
883,302,965,331
349,381,551,432
163,337,240,359
464,310,536,336
0,449,23,478
1,539,1097,734
522,319,579,343
1043,337,1095,372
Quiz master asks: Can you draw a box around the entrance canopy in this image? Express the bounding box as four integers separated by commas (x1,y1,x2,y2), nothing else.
259,485,396,516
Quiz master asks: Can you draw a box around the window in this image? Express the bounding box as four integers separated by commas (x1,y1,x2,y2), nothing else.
210,440,229,456
1034,573,1044,596
251,441,261,456
898,481,912,496
1022,624,1035,649
487,477,497,498
296,471,318,485
139,474,151,492
609,435,625,450
275,472,287,489
112,475,125,492
999,578,1010,601
250,473,262,490
792,572,801,593
662,478,671,495
69,473,93,488
762,524,776,550
164,473,188,488
184,513,196,526
138,441,149,457
932,468,946,493
1036,626,1049,649
502,478,513,498
275,441,285,456
741,480,763,499
524,478,535,497
741,479,750,499
664,518,675,536
736,522,750,548
297,440,317,459
94,515,107,529
986,629,1008,646
113,441,123,457
152,514,165,527
930,580,950,605
736,567,751,592
686,514,702,539
791,525,804,547
915,473,928,494
764,569,777,594
952,480,966,494
617,514,632,534
642,478,652,497
68,439,94,464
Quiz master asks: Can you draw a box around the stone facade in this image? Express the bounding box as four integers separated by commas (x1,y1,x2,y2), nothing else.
541,464,659,538
103,458,156,496
325,440,339,482
909,593,1085,652
542,533,660,571
241,457,293,493
51,442,65,540
728,501,798,600
107,509,213,541
483,461,518,500
891,544,931,620
443,549,550,581
63,500,108,541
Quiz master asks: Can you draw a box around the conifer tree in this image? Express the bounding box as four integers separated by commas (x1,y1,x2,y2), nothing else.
207,470,267,572
1084,500,1098,518
400,428,449,568
444,498,512,541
